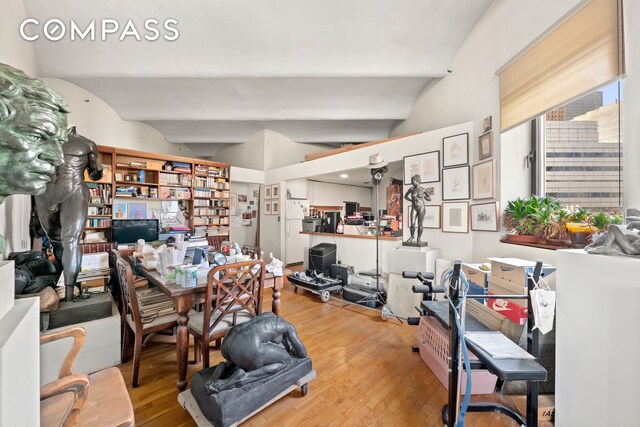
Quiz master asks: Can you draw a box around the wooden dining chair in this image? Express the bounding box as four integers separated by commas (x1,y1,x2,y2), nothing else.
116,257,180,387
40,326,135,427
189,260,266,368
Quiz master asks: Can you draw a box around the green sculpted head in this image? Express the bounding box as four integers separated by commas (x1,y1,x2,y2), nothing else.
0,63,70,251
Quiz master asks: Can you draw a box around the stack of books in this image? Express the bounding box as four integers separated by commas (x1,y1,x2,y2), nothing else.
172,161,192,173
137,288,176,324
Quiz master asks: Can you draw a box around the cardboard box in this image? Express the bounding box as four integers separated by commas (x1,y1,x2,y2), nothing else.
487,291,528,325
488,275,527,307
489,258,555,286
489,258,537,286
462,263,490,303
466,299,524,342
507,394,555,422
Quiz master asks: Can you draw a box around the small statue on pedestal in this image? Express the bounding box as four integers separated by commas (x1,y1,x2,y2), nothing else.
35,127,103,301
404,174,431,246
0,63,69,252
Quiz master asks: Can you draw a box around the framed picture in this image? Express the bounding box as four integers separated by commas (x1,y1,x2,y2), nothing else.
471,202,499,231
128,203,147,219
482,115,492,132
422,205,441,229
113,202,127,219
403,151,440,184
271,184,280,199
238,194,247,203
442,133,469,167
472,159,495,200
272,200,280,215
478,131,493,161
265,200,272,215
265,185,271,199
442,202,469,233
442,165,470,200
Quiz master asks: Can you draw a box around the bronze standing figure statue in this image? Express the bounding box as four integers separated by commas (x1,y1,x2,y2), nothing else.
404,174,431,244
0,63,69,253
35,127,102,301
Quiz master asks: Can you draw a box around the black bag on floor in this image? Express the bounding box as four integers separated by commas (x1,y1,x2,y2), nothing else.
342,285,382,308
15,268,35,294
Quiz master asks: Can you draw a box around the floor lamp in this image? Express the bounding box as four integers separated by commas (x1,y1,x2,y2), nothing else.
367,154,393,320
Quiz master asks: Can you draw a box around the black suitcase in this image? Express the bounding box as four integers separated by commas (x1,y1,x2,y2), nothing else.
342,285,382,308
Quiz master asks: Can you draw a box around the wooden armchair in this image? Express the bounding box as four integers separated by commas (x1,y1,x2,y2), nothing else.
189,260,266,368
40,326,134,427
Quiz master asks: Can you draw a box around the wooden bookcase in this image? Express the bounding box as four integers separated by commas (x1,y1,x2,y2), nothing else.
82,146,230,243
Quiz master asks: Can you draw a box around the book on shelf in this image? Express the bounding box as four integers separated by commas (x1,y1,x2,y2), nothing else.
159,186,191,199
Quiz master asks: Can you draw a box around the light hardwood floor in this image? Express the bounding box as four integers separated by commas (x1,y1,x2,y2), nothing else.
118,279,525,426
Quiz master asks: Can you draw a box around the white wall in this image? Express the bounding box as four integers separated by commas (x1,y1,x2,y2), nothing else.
307,181,372,209
263,130,329,170
214,130,266,170
41,78,193,157
623,0,640,209
0,0,37,75
229,182,259,247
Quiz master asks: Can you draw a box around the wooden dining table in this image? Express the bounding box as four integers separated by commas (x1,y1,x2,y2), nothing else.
128,257,289,391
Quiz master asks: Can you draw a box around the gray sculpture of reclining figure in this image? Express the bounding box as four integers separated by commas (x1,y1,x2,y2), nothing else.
586,219,640,257
204,312,308,394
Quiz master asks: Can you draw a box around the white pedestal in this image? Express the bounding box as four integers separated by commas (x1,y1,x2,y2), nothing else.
556,250,640,427
40,296,121,385
387,246,440,275
0,261,14,319
0,298,40,427
387,246,440,318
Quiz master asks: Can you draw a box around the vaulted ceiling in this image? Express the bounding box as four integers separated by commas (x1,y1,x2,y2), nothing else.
25,0,492,156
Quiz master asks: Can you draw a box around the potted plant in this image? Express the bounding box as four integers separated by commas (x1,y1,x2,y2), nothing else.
566,207,597,245
503,196,544,243
544,207,571,246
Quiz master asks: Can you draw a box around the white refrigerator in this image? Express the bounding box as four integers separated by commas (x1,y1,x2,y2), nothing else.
285,199,310,265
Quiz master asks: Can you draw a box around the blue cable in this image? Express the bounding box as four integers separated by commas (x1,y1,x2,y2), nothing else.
443,270,472,427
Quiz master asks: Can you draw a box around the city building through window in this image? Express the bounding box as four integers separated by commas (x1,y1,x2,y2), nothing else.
538,80,623,213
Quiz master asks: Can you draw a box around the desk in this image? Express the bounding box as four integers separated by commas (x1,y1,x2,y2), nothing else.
129,257,288,391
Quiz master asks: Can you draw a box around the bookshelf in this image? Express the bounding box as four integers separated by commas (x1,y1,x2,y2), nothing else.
81,146,230,243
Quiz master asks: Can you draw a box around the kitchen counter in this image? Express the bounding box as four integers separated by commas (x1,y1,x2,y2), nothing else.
300,231,402,241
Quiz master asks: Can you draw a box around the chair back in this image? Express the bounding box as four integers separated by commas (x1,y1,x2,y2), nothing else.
116,256,143,331
203,260,266,340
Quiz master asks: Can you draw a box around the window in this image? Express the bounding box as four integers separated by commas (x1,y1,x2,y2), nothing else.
537,80,623,212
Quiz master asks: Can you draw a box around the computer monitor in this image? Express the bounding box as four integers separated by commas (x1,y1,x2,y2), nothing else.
112,219,159,244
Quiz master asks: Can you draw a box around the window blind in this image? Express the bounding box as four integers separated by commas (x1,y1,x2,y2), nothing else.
499,0,624,132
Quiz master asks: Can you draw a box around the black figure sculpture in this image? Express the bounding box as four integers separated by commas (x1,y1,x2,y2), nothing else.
0,63,69,252
404,174,431,245
35,128,102,301
191,312,313,426
205,312,307,393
